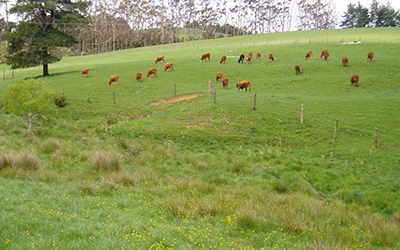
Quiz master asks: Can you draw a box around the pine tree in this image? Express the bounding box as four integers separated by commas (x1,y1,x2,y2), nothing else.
6,0,89,76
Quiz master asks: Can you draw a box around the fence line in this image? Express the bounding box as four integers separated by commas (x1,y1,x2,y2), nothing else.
58,35,400,57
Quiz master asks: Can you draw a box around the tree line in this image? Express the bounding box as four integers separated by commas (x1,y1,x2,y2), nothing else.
341,0,400,28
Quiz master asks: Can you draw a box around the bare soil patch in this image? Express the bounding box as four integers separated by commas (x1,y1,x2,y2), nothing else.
149,93,203,106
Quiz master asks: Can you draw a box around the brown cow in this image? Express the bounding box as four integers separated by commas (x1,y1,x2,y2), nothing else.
147,68,157,78
220,55,227,64
324,52,330,60
236,81,251,92
136,72,142,82
268,53,274,61
245,54,252,64
155,56,165,64
367,51,374,62
222,77,229,89
305,51,312,59
200,53,210,62
342,56,349,67
295,64,301,75
351,74,359,87
81,68,91,77
216,72,224,82
320,49,329,60
108,75,119,85
164,62,173,72
256,52,261,59
248,51,253,58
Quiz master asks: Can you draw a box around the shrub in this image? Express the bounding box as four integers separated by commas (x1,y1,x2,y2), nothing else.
54,94,67,107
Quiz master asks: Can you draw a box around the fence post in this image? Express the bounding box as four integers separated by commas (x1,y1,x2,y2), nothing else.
374,127,378,148
87,93,90,104
301,104,305,123
174,84,176,96
253,94,256,111
141,89,143,101
113,93,115,105
213,87,216,103
209,80,213,100
334,119,339,140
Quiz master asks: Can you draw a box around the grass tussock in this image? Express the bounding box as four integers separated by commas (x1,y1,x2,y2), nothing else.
193,198,219,216
271,178,290,193
0,151,41,171
163,195,189,218
39,138,61,154
92,150,123,172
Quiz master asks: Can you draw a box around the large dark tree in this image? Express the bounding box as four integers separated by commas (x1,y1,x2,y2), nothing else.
6,0,90,76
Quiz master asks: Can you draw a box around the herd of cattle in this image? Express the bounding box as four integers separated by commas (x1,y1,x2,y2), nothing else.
80,49,374,90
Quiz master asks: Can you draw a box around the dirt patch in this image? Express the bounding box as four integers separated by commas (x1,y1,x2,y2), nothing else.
149,93,203,106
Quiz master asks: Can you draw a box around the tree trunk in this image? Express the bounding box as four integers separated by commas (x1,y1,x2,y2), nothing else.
43,63,49,76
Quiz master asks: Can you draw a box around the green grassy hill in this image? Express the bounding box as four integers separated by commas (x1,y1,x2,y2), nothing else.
0,28,399,249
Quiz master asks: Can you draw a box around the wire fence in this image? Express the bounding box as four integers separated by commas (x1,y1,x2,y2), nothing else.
75,35,400,56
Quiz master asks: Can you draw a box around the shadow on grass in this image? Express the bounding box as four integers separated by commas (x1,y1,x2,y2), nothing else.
25,70,79,80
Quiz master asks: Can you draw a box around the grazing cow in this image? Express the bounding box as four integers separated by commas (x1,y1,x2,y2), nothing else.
236,81,251,92
324,52,330,60
305,51,312,59
238,54,245,63
200,53,210,62
222,77,229,89
342,56,349,67
136,72,142,82
155,56,165,64
245,54,252,64
164,62,173,72
81,68,91,77
268,53,274,61
295,64,301,75
256,52,261,59
220,55,227,64
367,51,374,62
351,74,359,87
216,72,224,82
147,68,157,78
108,75,119,85
248,51,253,58
320,49,329,60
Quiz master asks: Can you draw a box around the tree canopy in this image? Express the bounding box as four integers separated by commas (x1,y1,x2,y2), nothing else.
6,0,90,76
341,0,399,28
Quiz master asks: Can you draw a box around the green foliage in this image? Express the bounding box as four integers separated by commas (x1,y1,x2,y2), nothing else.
7,0,89,75
3,79,56,134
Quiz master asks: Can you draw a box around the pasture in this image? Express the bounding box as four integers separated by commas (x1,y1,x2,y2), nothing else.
0,28,400,249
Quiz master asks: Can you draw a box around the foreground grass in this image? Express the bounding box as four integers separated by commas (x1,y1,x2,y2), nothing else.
1,28,400,249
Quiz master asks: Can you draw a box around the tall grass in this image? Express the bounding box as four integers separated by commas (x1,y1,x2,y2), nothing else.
0,151,40,170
